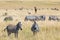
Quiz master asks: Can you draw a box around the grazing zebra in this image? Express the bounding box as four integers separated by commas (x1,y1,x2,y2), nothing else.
49,15,58,21
4,22,22,38
24,16,36,21
31,21,39,35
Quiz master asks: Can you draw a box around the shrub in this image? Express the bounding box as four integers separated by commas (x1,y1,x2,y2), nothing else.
4,16,13,21
3,12,8,16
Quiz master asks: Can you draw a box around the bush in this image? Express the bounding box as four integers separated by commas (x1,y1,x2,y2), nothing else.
4,16,13,21
3,12,8,16
5,12,7,16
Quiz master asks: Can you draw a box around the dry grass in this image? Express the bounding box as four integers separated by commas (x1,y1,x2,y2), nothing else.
0,2,60,40
0,21,60,40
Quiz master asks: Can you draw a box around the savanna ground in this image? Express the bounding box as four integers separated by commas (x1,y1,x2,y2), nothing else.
0,1,60,40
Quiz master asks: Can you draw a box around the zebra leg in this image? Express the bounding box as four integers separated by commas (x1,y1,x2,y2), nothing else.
15,32,18,38
8,32,11,36
33,32,36,35
33,31,37,36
